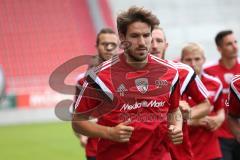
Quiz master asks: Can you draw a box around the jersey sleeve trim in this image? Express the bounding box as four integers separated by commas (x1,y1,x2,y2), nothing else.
202,72,223,102
178,64,195,95
74,80,89,112
231,76,240,101
86,69,114,101
195,75,209,98
170,71,179,96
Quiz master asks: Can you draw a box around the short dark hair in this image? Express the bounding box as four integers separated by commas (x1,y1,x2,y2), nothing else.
215,30,233,46
117,6,160,36
96,28,116,46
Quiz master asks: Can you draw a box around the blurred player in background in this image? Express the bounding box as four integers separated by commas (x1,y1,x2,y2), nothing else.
72,6,183,160
150,26,168,59
89,28,119,68
204,30,240,160
73,28,119,160
181,42,224,160
151,26,211,160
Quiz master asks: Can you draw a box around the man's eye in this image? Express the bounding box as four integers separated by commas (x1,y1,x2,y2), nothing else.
195,58,200,61
143,34,150,38
156,39,163,43
131,35,138,38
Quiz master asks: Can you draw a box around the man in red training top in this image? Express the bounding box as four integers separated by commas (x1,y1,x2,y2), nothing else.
204,30,240,160
73,28,119,160
150,26,211,160
72,7,183,160
181,42,225,160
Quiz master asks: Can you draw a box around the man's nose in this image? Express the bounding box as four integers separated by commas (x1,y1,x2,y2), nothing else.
152,40,157,48
190,60,196,67
233,43,238,51
138,36,145,45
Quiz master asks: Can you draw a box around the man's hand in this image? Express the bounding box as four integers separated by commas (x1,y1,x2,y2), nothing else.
80,135,88,147
204,116,222,131
179,100,191,120
168,125,183,144
107,119,134,143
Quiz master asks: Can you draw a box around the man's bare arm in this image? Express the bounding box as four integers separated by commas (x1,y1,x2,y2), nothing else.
168,108,183,144
72,115,134,143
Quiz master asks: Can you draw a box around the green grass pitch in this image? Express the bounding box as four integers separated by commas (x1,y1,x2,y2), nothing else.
0,122,86,160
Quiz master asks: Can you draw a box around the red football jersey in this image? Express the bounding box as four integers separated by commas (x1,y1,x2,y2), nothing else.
73,55,121,158
84,137,98,157
204,59,240,138
188,72,223,160
228,75,240,117
75,53,180,160
165,61,208,160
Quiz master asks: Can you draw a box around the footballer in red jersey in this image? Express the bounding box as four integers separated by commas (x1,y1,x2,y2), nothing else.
203,30,239,139
167,61,210,160
188,73,224,160
72,7,183,160
73,28,119,160
74,53,181,160
203,30,240,160
150,27,211,160
182,42,224,160
150,26,168,59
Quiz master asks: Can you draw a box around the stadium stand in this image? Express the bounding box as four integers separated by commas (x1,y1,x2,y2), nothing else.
0,0,114,110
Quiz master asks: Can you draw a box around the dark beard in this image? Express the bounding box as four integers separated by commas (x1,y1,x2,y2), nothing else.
125,49,147,62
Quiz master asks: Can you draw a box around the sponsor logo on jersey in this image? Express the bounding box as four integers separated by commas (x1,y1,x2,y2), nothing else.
155,80,168,88
120,100,165,111
116,84,128,96
135,78,148,94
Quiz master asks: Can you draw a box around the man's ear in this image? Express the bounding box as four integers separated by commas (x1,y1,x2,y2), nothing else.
217,45,222,53
165,42,169,50
203,55,206,63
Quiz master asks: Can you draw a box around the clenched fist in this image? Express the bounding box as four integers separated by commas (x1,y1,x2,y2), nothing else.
107,119,134,143
168,125,183,144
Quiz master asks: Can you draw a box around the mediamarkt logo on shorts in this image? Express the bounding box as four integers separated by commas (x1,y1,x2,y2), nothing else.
120,100,165,111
